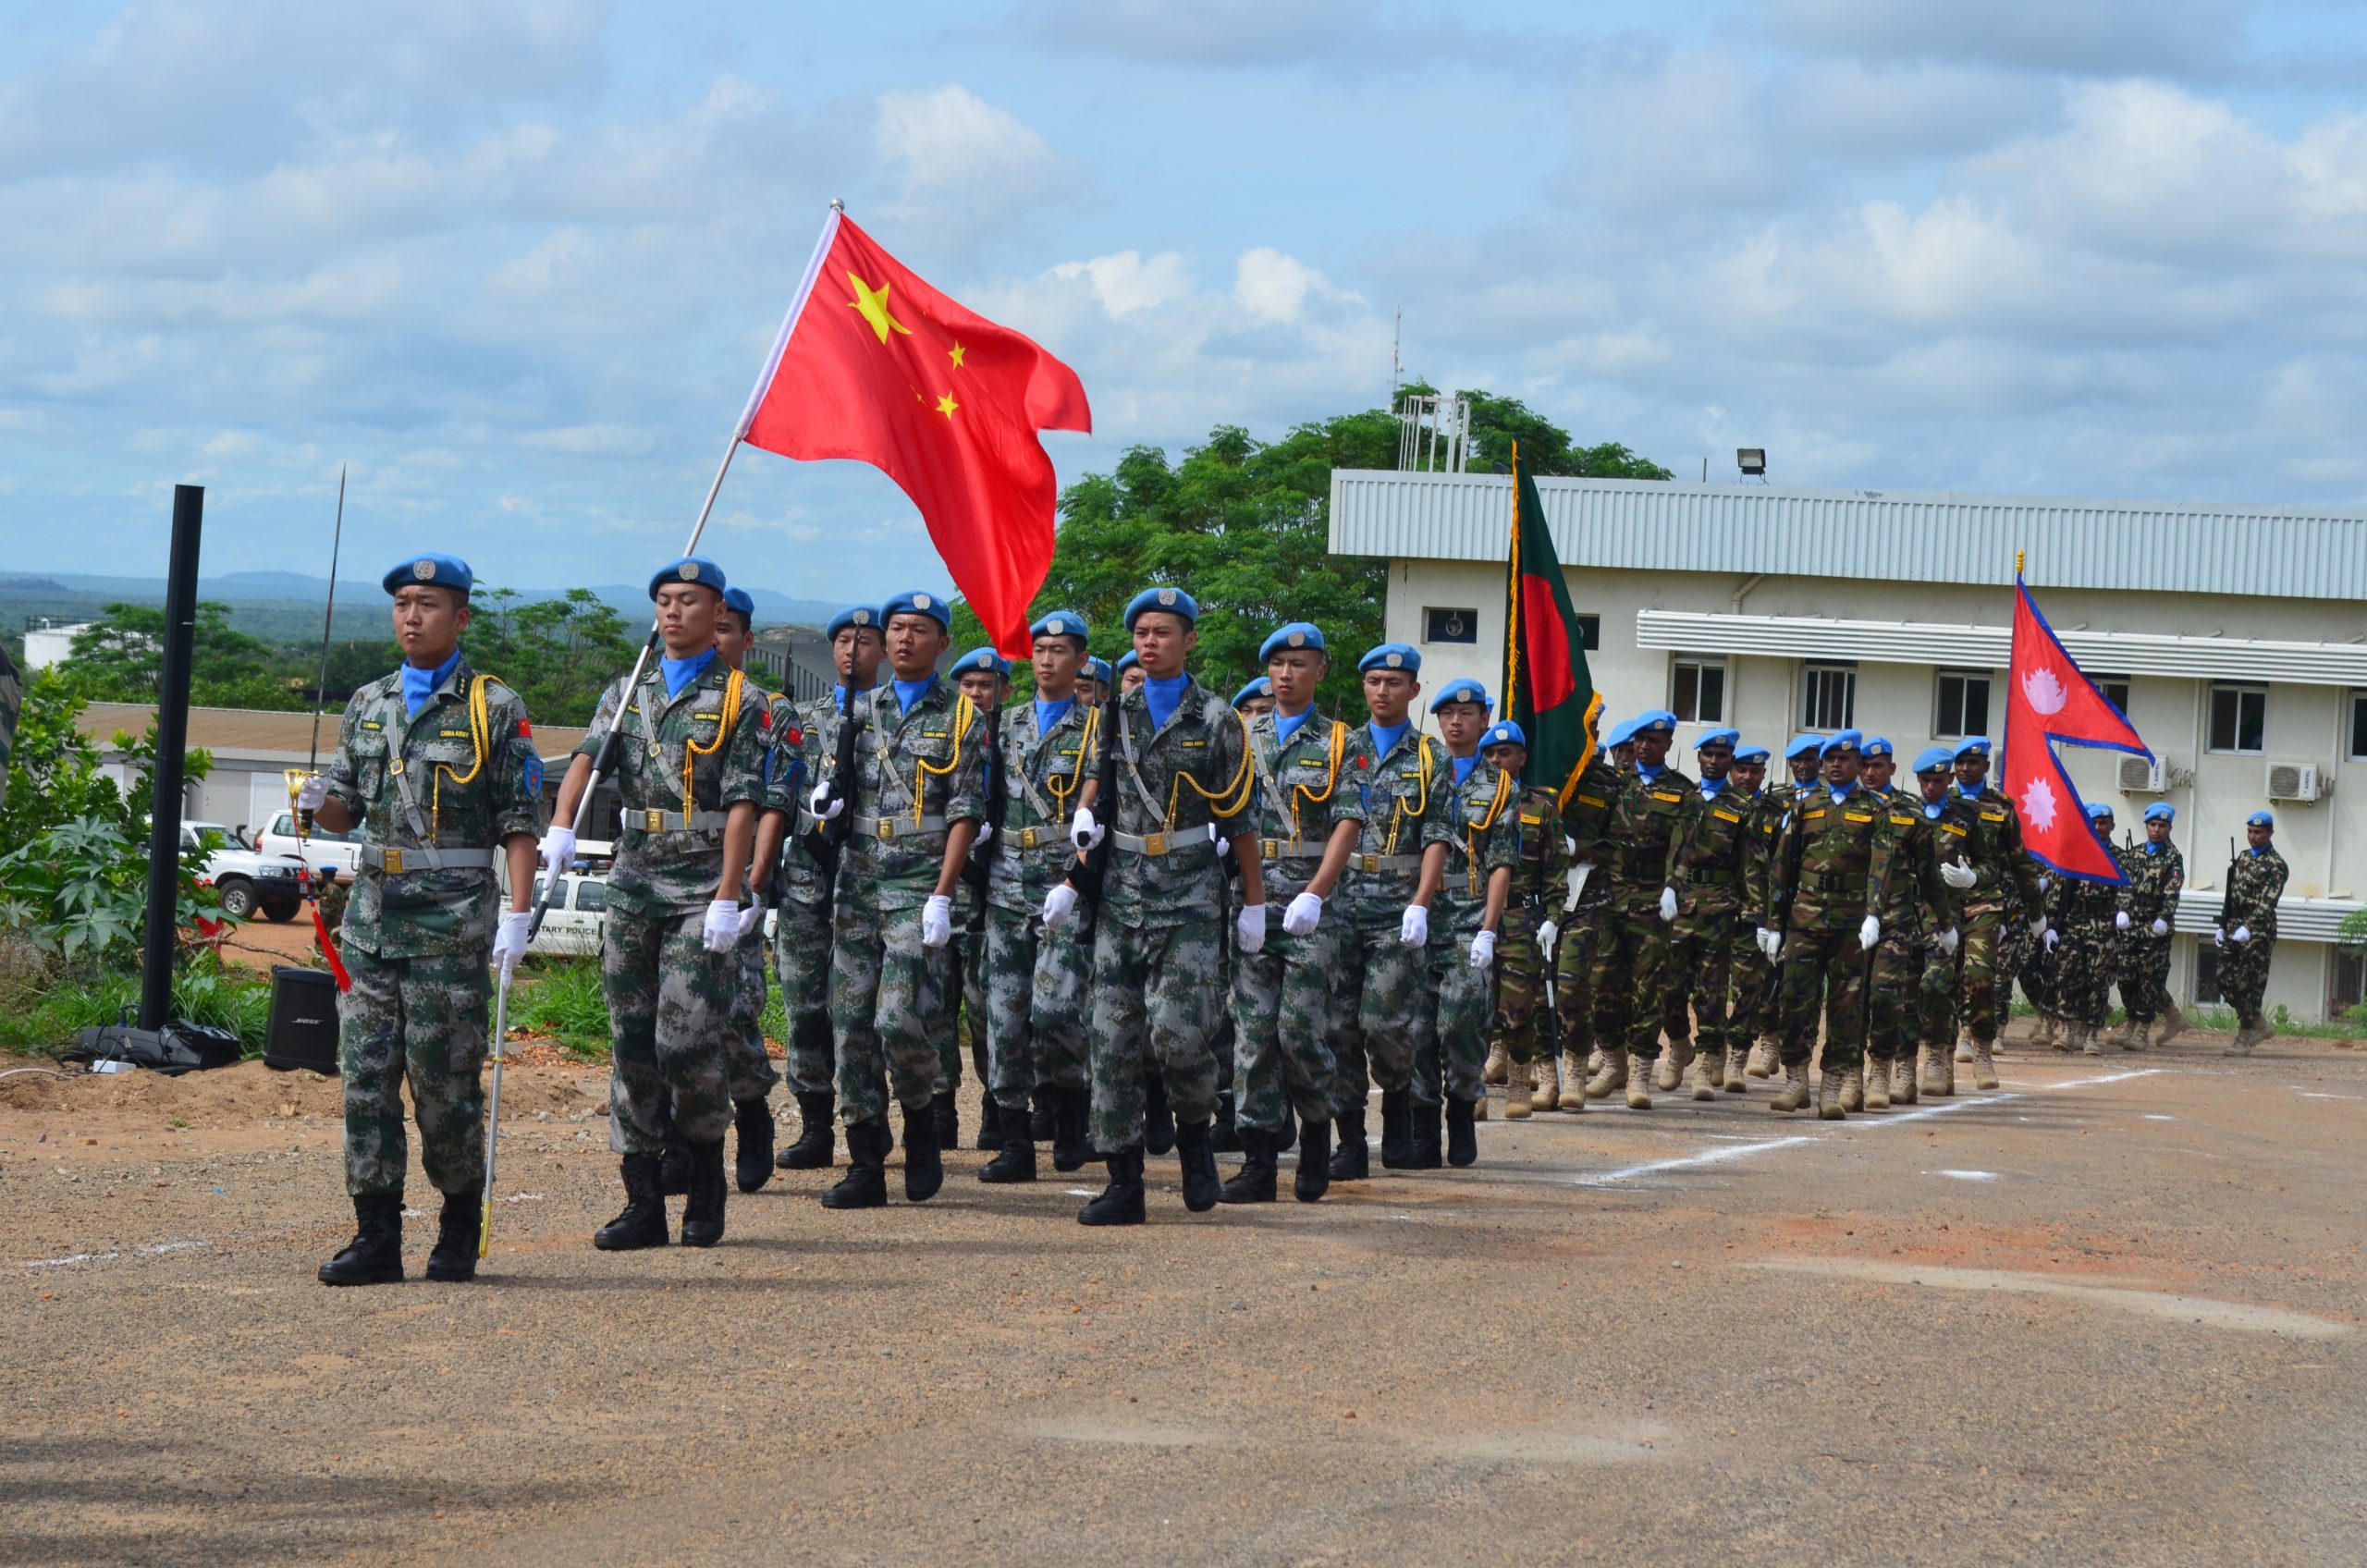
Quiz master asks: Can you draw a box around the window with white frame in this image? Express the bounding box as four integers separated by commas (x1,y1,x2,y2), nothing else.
2207,682,2266,754
1933,669,1992,740
1672,656,1726,724
2092,673,2131,718
1801,662,1856,730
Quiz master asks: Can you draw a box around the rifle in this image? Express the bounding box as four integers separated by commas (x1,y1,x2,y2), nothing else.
803,689,865,925
1067,677,1124,937
964,696,1005,938
2217,836,2238,938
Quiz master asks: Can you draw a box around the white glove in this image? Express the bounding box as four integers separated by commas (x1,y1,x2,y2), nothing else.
921,894,953,949
807,781,842,822
294,773,329,813
1566,864,1592,908
1469,929,1496,970
1562,835,1576,855
2030,918,2049,939
2232,925,2251,945
1658,885,1678,922
2150,917,2168,937
1940,860,1977,890
1939,927,1960,957
2213,928,2225,948
1539,920,1559,955
491,910,531,981
538,825,577,876
1757,926,1781,960
1041,883,1078,931
2115,911,2130,931
975,820,993,848
2042,927,2059,951
1215,837,1230,859
1399,903,1429,948
1234,901,1266,954
701,900,739,953
1282,891,1323,937
2038,876,2051,895
735,901,762,937
1858,914,1880,951
1070,806,1103,852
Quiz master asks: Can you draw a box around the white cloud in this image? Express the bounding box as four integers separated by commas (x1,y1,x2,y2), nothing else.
872,85,1063,247
1049,251,1194,318
1232,248,1351,324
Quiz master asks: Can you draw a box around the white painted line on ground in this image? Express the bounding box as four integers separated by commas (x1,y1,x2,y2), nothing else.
1930,1170,1999,1182
1748,1257,2354,1340
2143,1113,2176,1121
1582,1135,1818,1185
25,1237,209,1269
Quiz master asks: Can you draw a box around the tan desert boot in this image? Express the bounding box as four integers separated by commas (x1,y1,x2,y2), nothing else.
1955,1029,1975,1064
2155,1002,2189,1047
1625,1062,1654,1110
1723,1047,1748,1092
1919,1042,1954,1097
1817,1067,1848,1120
1504,1059,1533,1120
1558,1050,1588,1112
1864,1059,1891,1110
1691,1047,1722,1101
1838,1062,1865,1113
1484,1039,1509,1086
1971,1037,2000,1090
1771,1060,1811,1112
1584,1047,1629,1100
1890,1054,1918,1106
1746,1038,1777,1078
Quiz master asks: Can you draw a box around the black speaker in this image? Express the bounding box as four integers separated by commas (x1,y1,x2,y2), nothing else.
264,965,341,1073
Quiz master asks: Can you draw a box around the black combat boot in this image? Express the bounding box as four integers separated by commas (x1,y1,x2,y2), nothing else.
978,1108,1036,1183
1445,1096,1478,1168
932,1090,960,1152
1411,1097,1444,1169
1294,1118,1331,1203
1379,1088,1416,1169
1077,1145,1146,1226
1330,1105,1368,1181
1143,1072,1176,1156
1029,1084,1057,1143
1051,1084,1091,1173
1217,1129,1277,1204
594,1155,670,1250
902,1102,944,1202
776,1090,836,1170
820,1118,889,1209
318,1193,405,1285
681,1139,728,1246
1175,1118,1220,1213
424,1191,480,1282
976,1097,1005,1153
1211,1092,1243,1154
733,1097,775,1193
1277,1103,1296,1151
657,1128,692,1196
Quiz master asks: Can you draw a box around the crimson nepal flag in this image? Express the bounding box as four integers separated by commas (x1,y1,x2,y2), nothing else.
2001,574,2150,884
740,210,1092,658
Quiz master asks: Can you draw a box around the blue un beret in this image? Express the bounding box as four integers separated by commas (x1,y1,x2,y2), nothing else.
1632,709,1677,736
950,646,1009,679
1733,741,1772,764
720,586,755,622
1114,651,1139,675
1696,728,1741,752
826,605,880,641
2143,802,2175,823
1820,729,1865,756
1358,643,1420,675
1429,678,1490,714
384,553,472,596
1088,657,1114,686
1483,720,1527,751
1124,586,1198,629
2086,800,2114,820
2248,810,2274,828
1912,745,1956,774
648,556,725,599
1861,735,1894,759
1259,622,1326,662
1030,609,1090,646
1232,677,1272,709
1605,717,1640,748
1953,736,1993,760
1784,733,1825,761
880,590,950,631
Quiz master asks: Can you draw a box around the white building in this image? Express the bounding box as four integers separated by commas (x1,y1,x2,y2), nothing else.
1330,470,2367,1025
23,620,94,672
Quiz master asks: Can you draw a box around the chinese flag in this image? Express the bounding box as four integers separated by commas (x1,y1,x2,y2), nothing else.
2002,574,2150,884
1501,441,1603,806
742,212,1091,657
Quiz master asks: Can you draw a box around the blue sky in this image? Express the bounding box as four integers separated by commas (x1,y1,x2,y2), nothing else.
6,0,2367,606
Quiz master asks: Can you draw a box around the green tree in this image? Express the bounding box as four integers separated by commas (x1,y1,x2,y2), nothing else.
466,587,640,727
58,601,305,711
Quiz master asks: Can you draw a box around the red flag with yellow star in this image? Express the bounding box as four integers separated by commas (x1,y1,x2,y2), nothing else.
740,211,1091,657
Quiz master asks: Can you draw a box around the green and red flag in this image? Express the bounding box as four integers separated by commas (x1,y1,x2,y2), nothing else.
1501,440,1602,804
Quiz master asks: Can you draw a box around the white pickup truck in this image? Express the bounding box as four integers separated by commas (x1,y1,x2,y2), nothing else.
180,821,324,923
252,810,362,878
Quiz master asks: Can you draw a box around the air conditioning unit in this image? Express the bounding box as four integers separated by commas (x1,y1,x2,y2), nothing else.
2265,761,2325,802
2117,754,2168,793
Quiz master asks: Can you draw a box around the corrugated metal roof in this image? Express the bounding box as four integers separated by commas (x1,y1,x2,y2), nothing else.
1634,610,2367,687
78,702,593,763
1329,470,2367,601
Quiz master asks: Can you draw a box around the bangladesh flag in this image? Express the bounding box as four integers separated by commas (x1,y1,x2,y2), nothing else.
1502,440,1603,804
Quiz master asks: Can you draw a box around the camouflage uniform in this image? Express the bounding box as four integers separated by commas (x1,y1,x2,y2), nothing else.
1739,778,1806,1049
1550,756,1623,1085
1946,783,2044,1045
1765,781,1897,1075
2217,845,2289,1033
1490,786,1567,1066
325,657,538,1197
581,661,769,1154
1665,778,1754,1066
2116,839,2184,1029
2052,865,2119,1035
1335,725,1455,1102
772,691,844,1097
1087,678,1255,1152
2017,875,2062,1032
984,698,1098,1114
1231,708,1362,1132
1593,764,1699,1065
1866,785,1957,1069
830,679,987,1126
1420,758,1520,1106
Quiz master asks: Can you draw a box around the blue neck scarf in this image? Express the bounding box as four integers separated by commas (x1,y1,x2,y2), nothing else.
1635,761,1664,784
1829,780,1858,803
1451,753,1478,787
400,647,462,717
1274,706,1314,745
1699,775,1726,799
1144,674,1189,729
833,683,852,713
893,676,934,714
1367,719,1409,757
2145,840,2163,856
660,646,716,701
1924,800,1944,819
2249,843,2271,857
1034,695,1075,736
1956,780,1982,801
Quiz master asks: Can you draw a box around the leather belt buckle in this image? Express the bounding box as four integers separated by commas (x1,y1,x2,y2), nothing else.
381,848,404,876
1144,832,1167,855
644,809,665,832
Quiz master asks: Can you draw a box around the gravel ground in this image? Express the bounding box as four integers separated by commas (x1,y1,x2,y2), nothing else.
3,1026,2361,1567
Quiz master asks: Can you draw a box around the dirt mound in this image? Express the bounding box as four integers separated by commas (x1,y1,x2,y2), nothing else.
0,1055,605,1125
